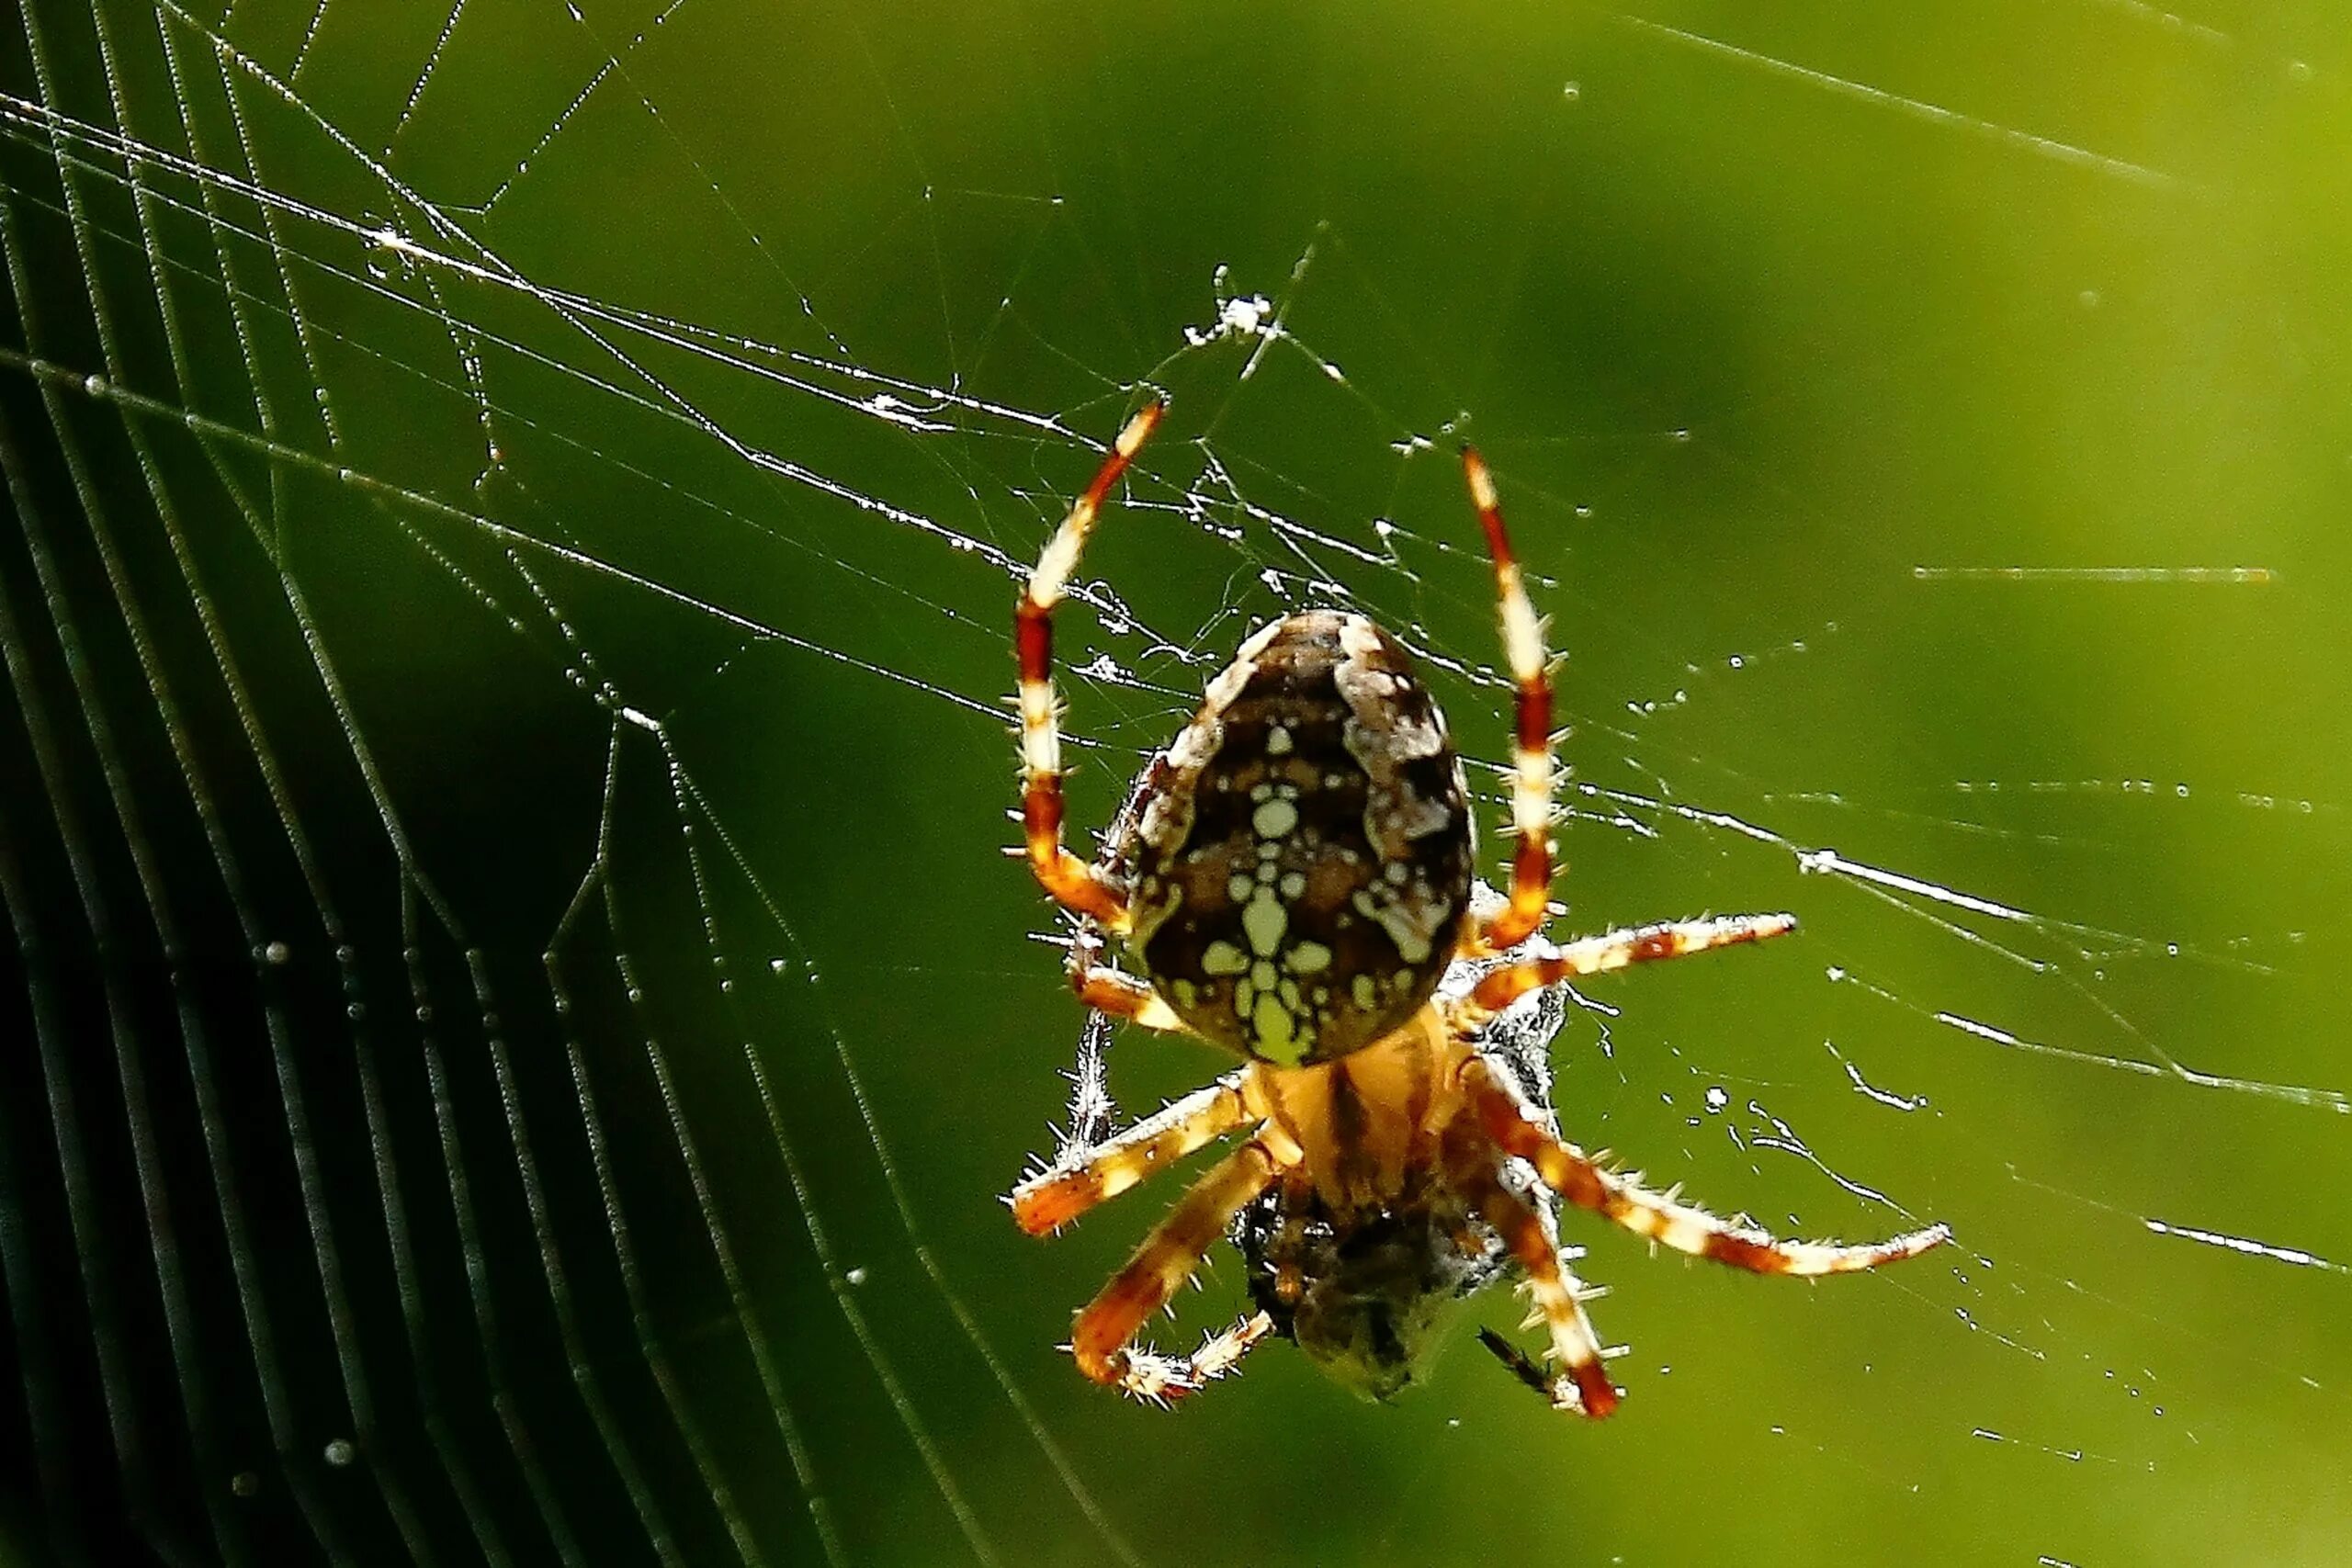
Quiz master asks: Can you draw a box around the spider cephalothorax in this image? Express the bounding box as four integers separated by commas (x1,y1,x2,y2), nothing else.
1006,400,1948,1415
1231,947,1564,1401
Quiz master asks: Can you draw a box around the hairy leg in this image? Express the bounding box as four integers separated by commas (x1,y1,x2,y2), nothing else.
1009,1070,1256,1235
1063,926,1185,1032
1069,1139,1284,1401
1448,1138,1619,1416
1015,401,1166,929
1458,911,1798,1019
1463,1057,1951,1275
1460,446,1558,955
1102,1312,1277,1406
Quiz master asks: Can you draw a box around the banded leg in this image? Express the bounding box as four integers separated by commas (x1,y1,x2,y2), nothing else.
1105,1311,1277,1406
1016,401,1167,930
1458,911,1798,1021
1009,1071,1255,1236
1462,446,1557,954
1189,1310,1277,1381
1069,1139,1283,1402
1463,1058,1951,1276
1449,1140,1618,1416
1065,926,1184,1032
1071,967,1183,1031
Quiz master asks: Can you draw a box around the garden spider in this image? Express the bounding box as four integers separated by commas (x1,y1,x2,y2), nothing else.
1006,401,1948,1415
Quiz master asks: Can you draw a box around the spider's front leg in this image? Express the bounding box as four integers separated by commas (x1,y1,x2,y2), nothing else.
1089,1311,1278,1407
1016,401,1165,931
1445,1123,1619,1416
1009,1069,1257,1235
1461,1057,1951,1275
1069,1139,1286,1404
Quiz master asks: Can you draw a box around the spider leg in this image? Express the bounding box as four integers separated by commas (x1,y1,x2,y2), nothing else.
1069,1138,1284,1402
1103,1312,1278,1406
1460,446,1557,955
1016,401,1167,931
1187,1310,1277,1380
1009,1070,1256,1235
1072,966,1184,1030
1065,925,1185,1032
1448,1134,1618,1416
1456,911,1799,1020
1462,1056,1951,1275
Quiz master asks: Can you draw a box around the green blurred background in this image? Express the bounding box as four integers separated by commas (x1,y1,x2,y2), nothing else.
3,1,2349,1563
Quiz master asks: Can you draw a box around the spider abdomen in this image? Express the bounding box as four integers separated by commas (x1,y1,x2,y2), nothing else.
1124,610,1474,1065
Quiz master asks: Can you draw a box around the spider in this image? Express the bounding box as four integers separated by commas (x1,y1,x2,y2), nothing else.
1005,401,1948,1415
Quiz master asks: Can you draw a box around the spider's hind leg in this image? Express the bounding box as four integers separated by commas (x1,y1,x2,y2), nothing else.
1065,924,1186,1033
1016,401,1165,930
1459,447,1559,956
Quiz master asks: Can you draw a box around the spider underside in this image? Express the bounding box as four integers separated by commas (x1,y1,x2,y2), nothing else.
1006,403,1948,1415
1225,919,1566,1403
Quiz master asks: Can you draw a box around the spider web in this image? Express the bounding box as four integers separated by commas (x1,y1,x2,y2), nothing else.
2,2,2348,1564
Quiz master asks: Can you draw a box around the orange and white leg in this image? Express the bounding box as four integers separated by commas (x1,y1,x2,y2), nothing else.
1463,1058,1951,1276
1450,1145,1619,1416
1064,925,1184,1033
1009,1071,1256,1236
1099,1312,1277,1406
1070,966,1184,1030
1455,911,1799,1021
1461,446,1557,954
1069,1139,1284,1403
1187,1311,1277,1382
1015,401,1167,930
